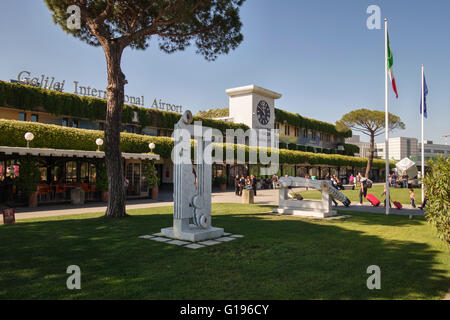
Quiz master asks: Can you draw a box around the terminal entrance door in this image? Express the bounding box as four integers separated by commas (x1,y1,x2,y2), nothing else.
125,160,142,196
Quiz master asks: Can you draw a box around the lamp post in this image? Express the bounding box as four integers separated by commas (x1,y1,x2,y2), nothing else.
24,132,34,148
96,138,104,152
149,143,155,153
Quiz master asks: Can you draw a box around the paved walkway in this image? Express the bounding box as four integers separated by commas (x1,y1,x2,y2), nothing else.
8,188,425,222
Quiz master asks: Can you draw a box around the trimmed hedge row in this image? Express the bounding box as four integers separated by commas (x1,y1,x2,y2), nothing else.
195,106,352,139
275,108,352,138
0,81,249,133
196,107,230,118
0,119,391,168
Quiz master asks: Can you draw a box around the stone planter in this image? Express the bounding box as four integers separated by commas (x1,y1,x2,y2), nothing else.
28,191,38,208
71,188,85,205
151,187,158,200
242,188,254,204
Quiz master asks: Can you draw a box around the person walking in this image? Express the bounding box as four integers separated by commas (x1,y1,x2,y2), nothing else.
358,172,367,205
330,175,339,206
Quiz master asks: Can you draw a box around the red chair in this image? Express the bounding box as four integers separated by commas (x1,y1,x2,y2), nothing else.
55,183,66,200
37,184,50,202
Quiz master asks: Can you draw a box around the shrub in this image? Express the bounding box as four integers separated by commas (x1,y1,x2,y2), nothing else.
15,158,41,196
142,160,159,188
423,156,450,245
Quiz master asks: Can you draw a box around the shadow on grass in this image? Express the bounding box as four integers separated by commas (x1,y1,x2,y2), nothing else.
0,210,448,300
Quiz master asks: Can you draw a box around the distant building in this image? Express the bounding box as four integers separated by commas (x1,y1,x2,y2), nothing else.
375,137,419,162
345,135,377,159
418,140,450,162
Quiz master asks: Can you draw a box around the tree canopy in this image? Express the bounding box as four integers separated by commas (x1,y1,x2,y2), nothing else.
336,108,405,137
44,0,245,61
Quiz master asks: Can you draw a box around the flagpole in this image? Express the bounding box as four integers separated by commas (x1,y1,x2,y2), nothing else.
385,18,390,215
421,65,425,203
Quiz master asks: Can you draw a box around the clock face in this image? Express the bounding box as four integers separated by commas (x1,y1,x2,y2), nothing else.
256,100,271,125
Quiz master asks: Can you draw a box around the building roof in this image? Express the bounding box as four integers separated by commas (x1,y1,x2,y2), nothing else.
0,146,159,161
226,85,282,99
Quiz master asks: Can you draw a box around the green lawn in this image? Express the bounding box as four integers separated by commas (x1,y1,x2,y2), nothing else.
299,185,422,205
0,203,449,300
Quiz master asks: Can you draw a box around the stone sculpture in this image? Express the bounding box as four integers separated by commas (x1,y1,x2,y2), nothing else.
161,110,225,242
275,176,351,218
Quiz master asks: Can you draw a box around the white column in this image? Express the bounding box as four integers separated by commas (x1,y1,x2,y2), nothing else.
421,65,425,202
385,18,390,215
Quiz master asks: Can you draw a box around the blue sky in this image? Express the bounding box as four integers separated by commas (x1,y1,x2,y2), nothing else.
0,0,449,143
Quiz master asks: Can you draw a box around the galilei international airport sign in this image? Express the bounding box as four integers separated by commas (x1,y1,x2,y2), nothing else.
15,70,183,113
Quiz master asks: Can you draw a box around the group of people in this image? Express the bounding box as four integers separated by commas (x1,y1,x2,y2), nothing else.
388,172,409,188
234,174,258,197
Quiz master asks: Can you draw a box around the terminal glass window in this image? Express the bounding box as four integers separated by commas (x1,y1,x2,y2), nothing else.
66,161,78,183
18,112,26,121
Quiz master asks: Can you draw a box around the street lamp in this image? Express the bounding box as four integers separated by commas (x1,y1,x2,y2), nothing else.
149,143,155,152
96,138,104,151
24,132,34,148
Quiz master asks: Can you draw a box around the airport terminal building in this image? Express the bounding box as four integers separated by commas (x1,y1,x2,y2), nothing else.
0,76,388,206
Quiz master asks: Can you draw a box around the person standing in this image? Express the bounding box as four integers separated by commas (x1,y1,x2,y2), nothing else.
234,174,240,196
409,188,416,208
349,173,355,186
238,175,245,196
358,172,367,205
402,173,409,188
250,174,257,196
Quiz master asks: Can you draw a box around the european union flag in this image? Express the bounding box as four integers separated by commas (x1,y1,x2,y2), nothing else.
420,73,428,118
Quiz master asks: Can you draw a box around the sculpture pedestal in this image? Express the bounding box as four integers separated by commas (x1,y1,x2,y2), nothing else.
242,189,254,204
274,208,337,218
161,225,224,242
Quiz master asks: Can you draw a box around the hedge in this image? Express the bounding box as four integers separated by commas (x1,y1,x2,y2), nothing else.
275,108,352,138
196,107,229,118
0,119,393,169
0,80,249,133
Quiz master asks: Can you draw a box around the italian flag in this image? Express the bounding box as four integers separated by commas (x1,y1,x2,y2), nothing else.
387,32,398,98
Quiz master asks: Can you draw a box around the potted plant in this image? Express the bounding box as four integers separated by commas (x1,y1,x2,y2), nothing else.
215,175,228,191
95,162,109,202
15,159,41,208
143,161,159,200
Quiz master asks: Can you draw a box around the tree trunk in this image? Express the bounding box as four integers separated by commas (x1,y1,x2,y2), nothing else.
365,132,375,179
103,41,126,217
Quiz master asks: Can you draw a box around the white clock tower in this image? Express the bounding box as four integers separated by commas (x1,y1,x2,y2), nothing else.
226,85,282,147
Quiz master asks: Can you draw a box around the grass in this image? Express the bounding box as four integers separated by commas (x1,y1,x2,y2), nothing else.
299,185,422,205
0,203,449,300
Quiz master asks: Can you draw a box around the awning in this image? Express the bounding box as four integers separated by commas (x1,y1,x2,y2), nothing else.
0,146,160,161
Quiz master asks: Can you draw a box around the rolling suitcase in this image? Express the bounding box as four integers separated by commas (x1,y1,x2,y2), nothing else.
393,201,402,210
366,194,380,207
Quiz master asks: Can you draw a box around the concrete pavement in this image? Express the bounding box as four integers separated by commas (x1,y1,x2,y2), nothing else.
5,188,425,222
